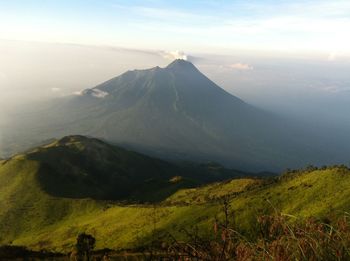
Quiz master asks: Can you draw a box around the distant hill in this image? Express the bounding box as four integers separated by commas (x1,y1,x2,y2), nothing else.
0,59,333,171
1,138,349,252
0,135,250,201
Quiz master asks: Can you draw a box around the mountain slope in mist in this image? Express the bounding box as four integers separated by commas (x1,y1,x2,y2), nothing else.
0,60,334,171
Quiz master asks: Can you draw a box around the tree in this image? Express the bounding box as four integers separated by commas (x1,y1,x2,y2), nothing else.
75,233,96,261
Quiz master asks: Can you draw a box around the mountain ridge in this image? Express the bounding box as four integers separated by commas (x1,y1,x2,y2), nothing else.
1,137,349,252
0,60,334,171
3,135,251,201
60,60,303,171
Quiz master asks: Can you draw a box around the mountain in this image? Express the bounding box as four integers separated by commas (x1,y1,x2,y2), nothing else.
0,59,333,171
21,135,199,201
0,135,248,202
0,135,251,250
1,138,349,252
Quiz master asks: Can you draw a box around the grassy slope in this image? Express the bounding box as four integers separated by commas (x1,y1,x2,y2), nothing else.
0,156,213,251
165,178,260,204
24,136,197,201
1,146,350,252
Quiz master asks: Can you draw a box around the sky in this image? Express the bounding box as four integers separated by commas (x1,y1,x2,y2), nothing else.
0,0,349,131
0,0,350,159
0,0,350,57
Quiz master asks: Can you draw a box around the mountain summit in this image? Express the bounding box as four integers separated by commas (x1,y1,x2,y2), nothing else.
166,59,198,71
5,60,330,171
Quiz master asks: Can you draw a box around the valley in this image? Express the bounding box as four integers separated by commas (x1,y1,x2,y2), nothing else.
1,136,349,256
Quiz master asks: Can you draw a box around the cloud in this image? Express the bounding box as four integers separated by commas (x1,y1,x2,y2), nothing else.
322,85,350,93
160,50,188,61
75,88,109,98
112,4,207,21
74,90,83,96
227,63,253,70
91,89,108,98
51,87,61,92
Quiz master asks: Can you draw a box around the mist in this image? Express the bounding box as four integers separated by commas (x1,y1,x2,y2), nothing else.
198,55,350,129
1,39,350,163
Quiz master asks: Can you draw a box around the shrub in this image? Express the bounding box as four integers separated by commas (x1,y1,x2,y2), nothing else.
74,233,96,261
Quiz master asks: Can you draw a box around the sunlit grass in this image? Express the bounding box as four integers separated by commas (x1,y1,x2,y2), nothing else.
1,156,350,253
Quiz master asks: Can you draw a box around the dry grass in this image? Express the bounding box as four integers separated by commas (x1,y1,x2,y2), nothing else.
155,200,350,261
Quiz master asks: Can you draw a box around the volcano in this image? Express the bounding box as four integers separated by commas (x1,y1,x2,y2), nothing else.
3,59,330,171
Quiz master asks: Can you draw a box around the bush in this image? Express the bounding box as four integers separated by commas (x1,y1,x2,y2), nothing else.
74,233,96,261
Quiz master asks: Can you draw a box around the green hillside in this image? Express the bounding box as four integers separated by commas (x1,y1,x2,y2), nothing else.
0,137,350,253
19,135,202,202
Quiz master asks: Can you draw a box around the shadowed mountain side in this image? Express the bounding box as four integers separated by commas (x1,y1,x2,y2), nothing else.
1,140,350,252
1,60,336,171
6,135,250,202
22,136,193,201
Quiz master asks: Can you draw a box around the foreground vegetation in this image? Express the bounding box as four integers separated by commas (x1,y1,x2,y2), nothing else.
1,136,350,259
150,211,350,260
3,211,350,260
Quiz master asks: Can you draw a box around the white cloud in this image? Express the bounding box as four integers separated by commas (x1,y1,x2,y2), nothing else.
160,50,188,61
74,88,108,98
227,63,253,70
322,85,350,93
1,1,350,58
73,90,83,96
51,87,61,92
123,3,350,55
91,88,108,98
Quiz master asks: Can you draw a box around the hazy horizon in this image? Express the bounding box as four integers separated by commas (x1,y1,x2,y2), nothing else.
1,0,350,164
1,0,350,120
1,39,349,126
